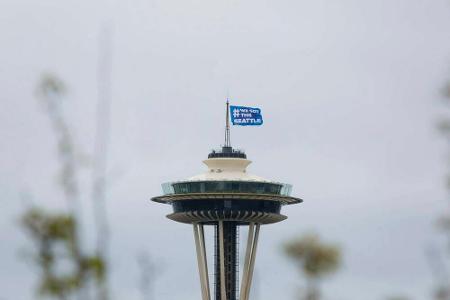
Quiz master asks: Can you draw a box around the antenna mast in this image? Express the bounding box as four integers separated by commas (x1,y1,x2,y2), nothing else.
225,99,231,147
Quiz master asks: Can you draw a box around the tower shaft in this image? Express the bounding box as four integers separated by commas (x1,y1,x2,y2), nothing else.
215,222,238,300
152,140,302,300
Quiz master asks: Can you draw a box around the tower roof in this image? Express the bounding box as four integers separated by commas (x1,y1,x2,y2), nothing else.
188,156,269,182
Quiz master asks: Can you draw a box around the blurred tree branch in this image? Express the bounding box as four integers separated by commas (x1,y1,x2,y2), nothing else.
432,63,450,298
22,208,104,300
136,252,160,300
21,74,108,300
91,25,114,300
284,233,341,300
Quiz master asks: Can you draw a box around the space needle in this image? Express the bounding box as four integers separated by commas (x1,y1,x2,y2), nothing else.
151,102,302,300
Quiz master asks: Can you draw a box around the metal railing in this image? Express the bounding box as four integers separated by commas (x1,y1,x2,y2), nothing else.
161,181,293,196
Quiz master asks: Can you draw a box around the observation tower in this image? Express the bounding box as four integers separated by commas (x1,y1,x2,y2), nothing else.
151,102,302,300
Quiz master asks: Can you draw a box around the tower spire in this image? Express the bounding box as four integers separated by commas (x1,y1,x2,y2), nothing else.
225,99,231,147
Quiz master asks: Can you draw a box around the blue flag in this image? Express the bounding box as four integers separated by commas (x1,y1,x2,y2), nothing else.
230,105,263,126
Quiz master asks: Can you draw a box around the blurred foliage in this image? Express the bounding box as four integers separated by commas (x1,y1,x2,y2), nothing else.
285,234,340,278
444,82,450,100
437,215,450,233
22,208,105,300
433,65,450,298
20,74,108,300
36,74,81,206
434,286,450,300
435,287,450,300
137,252,159,300
284,233,341,300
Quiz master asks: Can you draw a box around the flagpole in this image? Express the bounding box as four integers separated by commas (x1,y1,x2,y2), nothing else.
225,99,231,147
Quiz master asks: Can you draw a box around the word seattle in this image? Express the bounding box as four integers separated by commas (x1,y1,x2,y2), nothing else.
230,105,263,126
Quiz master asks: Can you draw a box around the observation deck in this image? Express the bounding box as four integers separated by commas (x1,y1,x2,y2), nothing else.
151,146,302,225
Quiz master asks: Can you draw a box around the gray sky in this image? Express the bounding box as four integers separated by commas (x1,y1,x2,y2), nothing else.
1,0,450,299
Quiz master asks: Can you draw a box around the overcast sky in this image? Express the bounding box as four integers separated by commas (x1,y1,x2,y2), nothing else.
1,0,450,299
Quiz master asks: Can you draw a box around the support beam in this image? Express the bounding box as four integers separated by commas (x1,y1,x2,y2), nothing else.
218,221,227,300
240,223,254,299
193,223,211,300
240,223,260,300
245,224,260,300
199,225,211,300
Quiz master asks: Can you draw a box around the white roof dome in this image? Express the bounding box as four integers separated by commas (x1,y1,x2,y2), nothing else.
187,157,270,182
